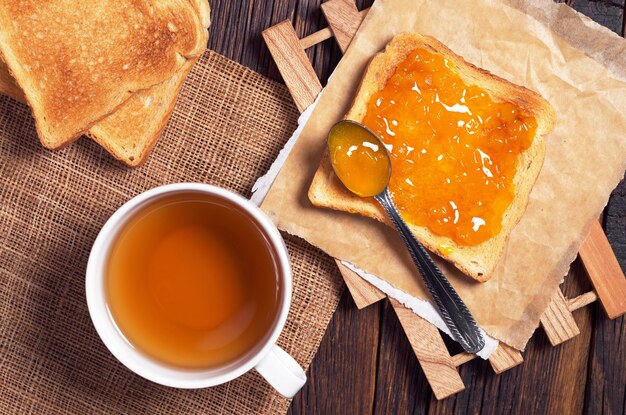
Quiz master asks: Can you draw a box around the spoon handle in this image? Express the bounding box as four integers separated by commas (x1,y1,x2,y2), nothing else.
374,188,485,354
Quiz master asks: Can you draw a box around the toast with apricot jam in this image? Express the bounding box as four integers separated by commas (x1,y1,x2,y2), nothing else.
308,33,556,282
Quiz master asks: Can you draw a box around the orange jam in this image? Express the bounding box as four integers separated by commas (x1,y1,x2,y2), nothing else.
328,121,391,198
361,47,538,246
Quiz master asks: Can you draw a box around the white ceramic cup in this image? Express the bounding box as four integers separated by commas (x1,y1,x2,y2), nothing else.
85,183,307,398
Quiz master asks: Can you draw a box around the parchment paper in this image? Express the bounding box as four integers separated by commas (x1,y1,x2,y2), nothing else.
261,0,626,350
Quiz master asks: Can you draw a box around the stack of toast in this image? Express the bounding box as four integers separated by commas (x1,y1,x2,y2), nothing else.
0,0,211,166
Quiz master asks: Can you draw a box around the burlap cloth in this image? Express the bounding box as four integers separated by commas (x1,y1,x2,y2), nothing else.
0,51,343,414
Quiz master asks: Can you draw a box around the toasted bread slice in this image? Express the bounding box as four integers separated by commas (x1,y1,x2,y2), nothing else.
308,33,556,282
0,0,209,149
88,58,196,166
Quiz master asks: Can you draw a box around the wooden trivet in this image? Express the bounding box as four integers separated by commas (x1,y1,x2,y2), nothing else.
262,0,626,400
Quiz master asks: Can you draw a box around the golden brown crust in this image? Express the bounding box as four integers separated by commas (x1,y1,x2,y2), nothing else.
0,0,209,149
187,0,212,29
308,33,556,282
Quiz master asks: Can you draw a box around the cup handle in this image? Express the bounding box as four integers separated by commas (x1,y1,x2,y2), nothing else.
254,345,307,398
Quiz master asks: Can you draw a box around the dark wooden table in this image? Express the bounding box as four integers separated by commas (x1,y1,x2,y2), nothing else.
208,1,626,413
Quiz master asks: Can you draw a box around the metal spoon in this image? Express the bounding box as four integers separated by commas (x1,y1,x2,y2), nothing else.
327,120,485,354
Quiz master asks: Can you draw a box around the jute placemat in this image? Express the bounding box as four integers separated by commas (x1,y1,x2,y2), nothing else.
0,50,343,414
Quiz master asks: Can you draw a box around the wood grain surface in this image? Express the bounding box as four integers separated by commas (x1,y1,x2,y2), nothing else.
208,1,626,413
580,222,626,319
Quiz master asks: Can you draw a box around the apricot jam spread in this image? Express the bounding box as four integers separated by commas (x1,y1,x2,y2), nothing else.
359,47,538,246
328,121,391,197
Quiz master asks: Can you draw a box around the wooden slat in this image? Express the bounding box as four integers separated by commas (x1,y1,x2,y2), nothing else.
451,352,476,367
262,20,322,112
337,260,385,309
579,221,626,319
488,343,524,374
300,27,333,49
567,290,598,312
300,7,369,50
390,299,465,400
451,343,523,373
321,0,362,53
540,289,580,346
